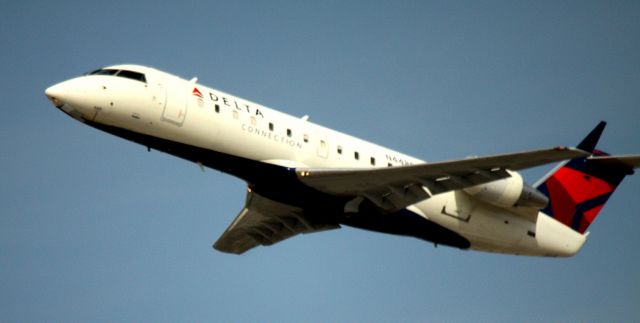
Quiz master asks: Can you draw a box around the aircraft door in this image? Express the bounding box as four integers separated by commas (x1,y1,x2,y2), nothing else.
161,76,188,126
317,139,329,159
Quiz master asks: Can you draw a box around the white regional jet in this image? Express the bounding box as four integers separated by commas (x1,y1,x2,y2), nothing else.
45,64,640,256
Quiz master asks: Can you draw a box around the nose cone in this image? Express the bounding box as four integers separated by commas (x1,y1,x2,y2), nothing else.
45,82,68,108
45,78,91,121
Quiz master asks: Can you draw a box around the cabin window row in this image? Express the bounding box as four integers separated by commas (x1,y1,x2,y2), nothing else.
215,104,302,140
336,145,377,166
213,104,382,166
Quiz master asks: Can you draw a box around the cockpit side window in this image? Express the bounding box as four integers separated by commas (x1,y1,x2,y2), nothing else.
116,70,146,83
86,68,147,83
86,69,102,75
90,69,119,76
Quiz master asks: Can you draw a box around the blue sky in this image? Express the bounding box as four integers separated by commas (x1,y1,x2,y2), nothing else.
2,1,639,322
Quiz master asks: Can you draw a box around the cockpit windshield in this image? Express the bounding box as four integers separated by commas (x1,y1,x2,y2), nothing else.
87,68,147,83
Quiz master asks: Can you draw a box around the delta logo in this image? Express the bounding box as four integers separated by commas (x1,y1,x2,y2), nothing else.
192,87,203,98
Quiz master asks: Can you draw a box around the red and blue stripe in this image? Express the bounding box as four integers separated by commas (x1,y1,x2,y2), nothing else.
537,122,632,233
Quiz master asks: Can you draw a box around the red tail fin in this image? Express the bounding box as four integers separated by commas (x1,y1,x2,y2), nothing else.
536,122,635,233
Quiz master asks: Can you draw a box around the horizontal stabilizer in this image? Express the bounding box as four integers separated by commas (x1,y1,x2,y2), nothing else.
588,155,640,171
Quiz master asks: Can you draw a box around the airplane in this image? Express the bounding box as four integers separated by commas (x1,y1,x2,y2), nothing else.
45,64,640,257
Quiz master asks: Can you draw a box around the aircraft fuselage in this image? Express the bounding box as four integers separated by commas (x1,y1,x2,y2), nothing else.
46,65,589,256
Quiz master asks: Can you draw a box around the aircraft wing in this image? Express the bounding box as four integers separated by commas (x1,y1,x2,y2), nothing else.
214,190,340,254
296,147,589,212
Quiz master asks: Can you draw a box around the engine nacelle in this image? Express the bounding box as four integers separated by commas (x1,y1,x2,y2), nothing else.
463,170,549,209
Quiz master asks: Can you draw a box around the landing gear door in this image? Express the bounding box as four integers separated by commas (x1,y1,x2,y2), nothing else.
161,76,188,126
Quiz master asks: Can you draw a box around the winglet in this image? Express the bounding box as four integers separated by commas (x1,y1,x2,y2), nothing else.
577,121,606,152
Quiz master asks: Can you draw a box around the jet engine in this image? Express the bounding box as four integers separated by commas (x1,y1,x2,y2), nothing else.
463,170,549,209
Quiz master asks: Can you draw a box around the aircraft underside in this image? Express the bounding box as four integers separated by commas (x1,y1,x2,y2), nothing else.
87,121,471,250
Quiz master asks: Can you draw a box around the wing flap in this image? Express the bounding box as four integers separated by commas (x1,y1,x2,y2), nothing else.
213,190,340,254
297,147,588,212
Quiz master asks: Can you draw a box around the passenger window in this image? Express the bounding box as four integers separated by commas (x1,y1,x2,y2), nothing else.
370,157,376,166
287,129,292,137
337,146,343,154
215,104,220,113
269,123,274,131
354,152,359,160
303,134,309,143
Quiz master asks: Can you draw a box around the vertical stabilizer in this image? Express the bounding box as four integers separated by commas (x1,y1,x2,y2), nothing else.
577,121,607,151
537,122,635,233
